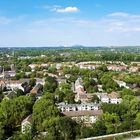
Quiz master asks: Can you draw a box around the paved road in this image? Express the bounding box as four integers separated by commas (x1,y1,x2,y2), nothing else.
81,130,140,140
129,138,140,140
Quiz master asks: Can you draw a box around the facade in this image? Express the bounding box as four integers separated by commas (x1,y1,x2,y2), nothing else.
62,110,103,124
0,80,6,90
95,92,122,104
75,77,85,92
58,102,100,112
30,83,43,99
114,79,129,89
10,64,16,71
129,67,139,73
36,78,45,86
21,115,32,133
6,80,24,91
107,65,127,72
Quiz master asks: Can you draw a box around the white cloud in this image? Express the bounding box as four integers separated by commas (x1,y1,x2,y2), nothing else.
53,6,79,13
1,12,140,47
108,12,129,17
43,5,61,10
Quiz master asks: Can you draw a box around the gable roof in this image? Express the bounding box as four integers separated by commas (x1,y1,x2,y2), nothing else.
22,115,32,124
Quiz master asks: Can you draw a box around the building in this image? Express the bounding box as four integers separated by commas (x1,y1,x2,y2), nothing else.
0,80,6,90
75,93,88,103
74,78,88,102
129,67,139,73
0,66,3,73
6,80,24,91
75,78,86,94
95,92,122,104
55,63,62,70
21,115,32,133
114,79,129,89
108,92,122,104
57,78,66,85
62,110,103,124
30,83,43,99
3,71,16,79
57,102,100,112
10,64,16,71
36,78,45,86
107,65,127,72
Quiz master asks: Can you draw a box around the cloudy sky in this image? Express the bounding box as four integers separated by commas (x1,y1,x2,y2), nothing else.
0,0,140,47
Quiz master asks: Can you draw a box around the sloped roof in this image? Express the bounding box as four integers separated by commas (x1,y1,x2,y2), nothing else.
62,110,103,117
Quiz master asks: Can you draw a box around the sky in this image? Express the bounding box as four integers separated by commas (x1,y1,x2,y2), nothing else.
0,0,140,47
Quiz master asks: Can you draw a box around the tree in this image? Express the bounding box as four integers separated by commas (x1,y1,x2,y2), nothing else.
92,120,106,136
100,113,121,134
135,112,140,129
32,93,60,131
0,122,5,140
44,76,58,93
42,117,62,140
64,90,75,104
48,67,57,74
120,88,134,97
97,65,108,72
0,95,34,136
15,89,24,96
58,117,78,140
59,83,75,103
91,95,100,103
101,74,119,92
83,78,97,93
0,89,4,102
33,93,78,139
29,79,36,87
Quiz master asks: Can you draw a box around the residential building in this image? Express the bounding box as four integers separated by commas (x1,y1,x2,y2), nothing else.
95,92,122,104
62,110,103,124
10,64,16,71
129,67,139,73
57,102,100,112
107,65,127,72
6,80,24,91
114,79,129,89
30,83,43,99
21,115,32,134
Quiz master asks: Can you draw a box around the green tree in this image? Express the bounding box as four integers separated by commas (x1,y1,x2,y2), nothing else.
0,122,5,140
100,113,121,134
44,76,58,93
32,93,60,131
91,95,100,103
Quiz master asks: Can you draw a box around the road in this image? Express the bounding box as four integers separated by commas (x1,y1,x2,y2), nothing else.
129,138,140,140
81,130,140,140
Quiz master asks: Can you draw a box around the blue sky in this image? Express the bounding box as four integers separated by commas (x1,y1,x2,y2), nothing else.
0,0,140,47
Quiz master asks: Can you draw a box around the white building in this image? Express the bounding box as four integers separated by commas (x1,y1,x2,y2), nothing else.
6,81,24,91
95,92,122,104
36,78,45,86
75,78,84,90
62,110,103,124
21,115,32,133
114,80,129,89
57,102,100,112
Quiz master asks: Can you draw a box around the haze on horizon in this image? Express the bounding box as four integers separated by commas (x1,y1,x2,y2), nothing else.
0,0,140,47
